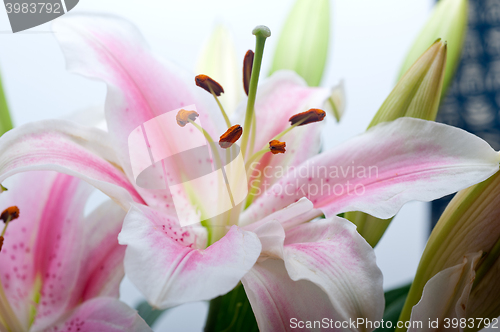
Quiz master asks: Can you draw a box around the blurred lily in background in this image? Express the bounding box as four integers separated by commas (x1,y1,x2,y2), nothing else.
0,171,150,332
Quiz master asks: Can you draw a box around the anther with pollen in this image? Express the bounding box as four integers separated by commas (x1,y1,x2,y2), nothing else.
289,108,326,126
176,109,200,127
269,140,286,154
243,50,254,96
0,206,20,252
219,125,243,148
195,74,224,96
195,74,231,128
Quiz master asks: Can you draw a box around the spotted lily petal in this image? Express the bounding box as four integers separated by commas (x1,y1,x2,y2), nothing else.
241,118,499,225
0,172,128,330
49,297,151,332
118,204,261,308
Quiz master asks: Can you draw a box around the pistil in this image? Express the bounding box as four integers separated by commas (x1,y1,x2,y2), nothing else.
241,25,271,159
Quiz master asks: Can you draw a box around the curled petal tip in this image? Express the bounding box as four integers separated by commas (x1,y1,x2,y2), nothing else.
252,25,271,38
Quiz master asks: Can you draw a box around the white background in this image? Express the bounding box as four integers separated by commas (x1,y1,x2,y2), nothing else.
0,0,434,330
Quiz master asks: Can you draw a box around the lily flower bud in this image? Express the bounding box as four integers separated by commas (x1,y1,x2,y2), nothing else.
398,171,500,329
347,40,447,247
269,140,286,154
269,0,330,86
243,50,254,96
398,0,467,96
369,39,447,128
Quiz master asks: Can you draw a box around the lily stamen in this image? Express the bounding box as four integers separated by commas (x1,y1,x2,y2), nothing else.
0,206,20,252
219,125,243,149
243,50,254,96
195,74,232,128
269,140,286,154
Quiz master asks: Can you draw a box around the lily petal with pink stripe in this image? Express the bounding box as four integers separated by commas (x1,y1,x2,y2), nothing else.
241,117,500,225
0,171,150,331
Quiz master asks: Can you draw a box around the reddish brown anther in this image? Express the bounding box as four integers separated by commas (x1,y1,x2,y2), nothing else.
1,206,19,223
289,108,326,126
195,74,224,96
219,125,243,148
176,109,200,127
243,50,254,96
269,140,286,154
0,236,4,252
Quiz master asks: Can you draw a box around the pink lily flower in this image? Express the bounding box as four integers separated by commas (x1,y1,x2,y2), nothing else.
0,14,499,330
0,171,151,332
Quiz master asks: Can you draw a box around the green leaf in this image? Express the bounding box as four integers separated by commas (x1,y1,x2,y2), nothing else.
269,0,330,87
375,283,412,332
204,283,258,332
136,301,169,328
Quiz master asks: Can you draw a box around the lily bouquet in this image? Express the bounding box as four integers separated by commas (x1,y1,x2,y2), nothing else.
0,0,499,331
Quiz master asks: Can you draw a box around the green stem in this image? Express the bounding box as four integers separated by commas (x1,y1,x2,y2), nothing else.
204,284,258,332
0,73,13,136
241,26,271,159
210,88,231,129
